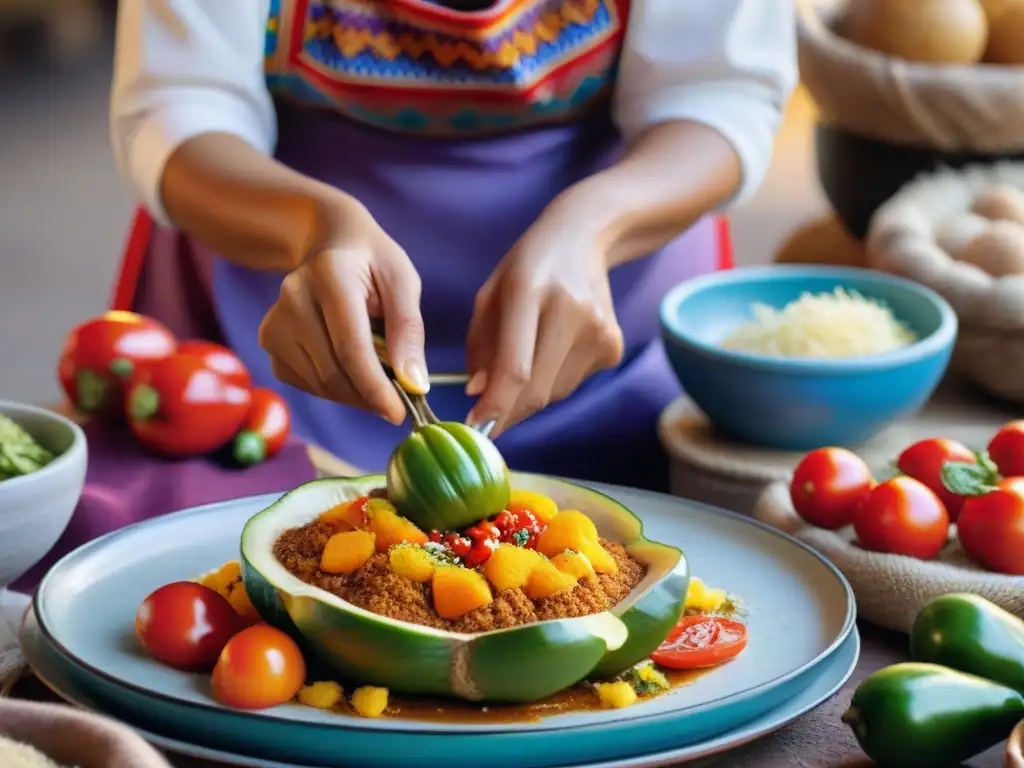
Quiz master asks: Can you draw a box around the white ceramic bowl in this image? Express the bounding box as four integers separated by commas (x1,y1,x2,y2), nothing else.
0,401,86,588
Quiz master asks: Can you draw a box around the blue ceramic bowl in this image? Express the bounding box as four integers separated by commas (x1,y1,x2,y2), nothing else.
659,266,958,450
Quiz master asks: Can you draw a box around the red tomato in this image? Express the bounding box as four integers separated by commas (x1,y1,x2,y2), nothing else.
853,476,950,560
956,477,1024,575
988,421,1024,478
896,438,976,521
127,353,252,457
135,582,242,671
650,616,749,670
211,625,306,710
58,311,176,417
232,387,291,466
789,447,874,530
175,340,252,390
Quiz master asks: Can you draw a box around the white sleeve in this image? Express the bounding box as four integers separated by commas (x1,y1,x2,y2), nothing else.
612,0,797,207
110,0,276,226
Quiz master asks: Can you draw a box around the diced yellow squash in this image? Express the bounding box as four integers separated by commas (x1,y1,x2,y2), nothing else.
389,545,436,582
432,566,493,620
536,510,599,557
321,530,377,574
351,686,389,718
367,501,428,552
685,577,728,613
525,558,579,600
549,550,596,581
507,490,559,523
595,681,637,709
227,581,259,623
483,543,543,592
298,681,344,710
199,560,241,597
319,498,368,530
578,539,618,575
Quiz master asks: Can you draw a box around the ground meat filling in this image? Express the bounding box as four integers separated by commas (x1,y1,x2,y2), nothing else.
273,523,647,633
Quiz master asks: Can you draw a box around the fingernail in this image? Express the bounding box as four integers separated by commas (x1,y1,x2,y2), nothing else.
399,360,430,395
468,410,501,430
466,370,487,396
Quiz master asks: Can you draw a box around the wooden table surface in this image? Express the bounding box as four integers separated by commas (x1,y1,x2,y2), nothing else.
12,620,1007,768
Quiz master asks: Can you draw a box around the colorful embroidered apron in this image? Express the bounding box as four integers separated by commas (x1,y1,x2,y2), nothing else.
112,0,733,492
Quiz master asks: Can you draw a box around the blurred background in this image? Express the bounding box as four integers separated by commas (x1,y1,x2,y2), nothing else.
0,0,825,406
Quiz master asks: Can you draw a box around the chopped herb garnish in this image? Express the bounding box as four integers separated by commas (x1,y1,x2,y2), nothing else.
512,529,531,547
624,664,670,696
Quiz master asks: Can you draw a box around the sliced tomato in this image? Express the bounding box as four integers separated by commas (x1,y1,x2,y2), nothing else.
650,615,749,670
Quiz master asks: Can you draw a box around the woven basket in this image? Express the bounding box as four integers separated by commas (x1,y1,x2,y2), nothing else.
798,0,1024,154
867,161,1024,404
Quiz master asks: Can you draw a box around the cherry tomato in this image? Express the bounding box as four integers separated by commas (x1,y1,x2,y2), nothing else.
58,311,176,418
988,421,1024,478
175,340,252,390
127,353,252,457
135,582,243,671
232,387,291,466
650,616,749,670
956,477,1024,575
790,447,874,530
462,537,499,568
896,438,976,521
211,624,306,710
853,476,950,560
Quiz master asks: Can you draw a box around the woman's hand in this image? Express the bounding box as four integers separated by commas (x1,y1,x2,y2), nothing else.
258,200,427,425
465,199,624,436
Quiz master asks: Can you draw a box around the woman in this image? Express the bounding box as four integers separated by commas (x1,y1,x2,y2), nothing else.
110,0,796,490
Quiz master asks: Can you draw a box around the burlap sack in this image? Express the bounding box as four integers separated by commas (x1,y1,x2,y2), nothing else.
754,482,1024,634
867,161,1024,403
798,0,1024,153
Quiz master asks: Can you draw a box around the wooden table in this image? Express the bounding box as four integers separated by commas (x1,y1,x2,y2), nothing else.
12,621,1006,768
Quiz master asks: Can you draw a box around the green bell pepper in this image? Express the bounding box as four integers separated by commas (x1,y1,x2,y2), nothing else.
843,662,1024,767
387,422,510,532
910,593,1024,693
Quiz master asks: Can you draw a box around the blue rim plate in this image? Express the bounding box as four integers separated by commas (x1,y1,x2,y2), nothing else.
31,480,856,767
20,613,860,768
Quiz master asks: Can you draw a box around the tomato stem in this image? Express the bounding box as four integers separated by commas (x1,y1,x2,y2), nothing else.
129,384,161,421
233,431,267,466
109,357,134,379
75,369,108,413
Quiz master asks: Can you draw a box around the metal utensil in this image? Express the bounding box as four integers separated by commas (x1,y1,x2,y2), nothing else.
369,318,496,438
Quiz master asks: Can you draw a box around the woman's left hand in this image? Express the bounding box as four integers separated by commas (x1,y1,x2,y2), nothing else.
465,201,624,436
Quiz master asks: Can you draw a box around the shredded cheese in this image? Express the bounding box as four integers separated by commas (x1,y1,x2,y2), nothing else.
721,288,917,358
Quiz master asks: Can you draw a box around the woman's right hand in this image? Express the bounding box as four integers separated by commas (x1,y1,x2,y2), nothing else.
257,200,427,425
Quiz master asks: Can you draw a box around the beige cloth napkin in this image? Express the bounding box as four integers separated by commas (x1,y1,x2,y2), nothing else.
0,698,171,768
754,482,1024,633
1,590,30,695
